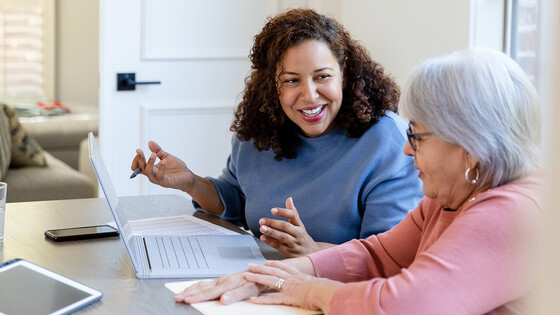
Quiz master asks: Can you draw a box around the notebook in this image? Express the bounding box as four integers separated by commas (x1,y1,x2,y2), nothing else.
88,132,265,279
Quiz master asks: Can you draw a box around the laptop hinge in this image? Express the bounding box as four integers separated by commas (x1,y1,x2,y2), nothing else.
142,235,152,272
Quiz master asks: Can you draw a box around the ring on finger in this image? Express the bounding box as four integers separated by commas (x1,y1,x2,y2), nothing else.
275,278,285,291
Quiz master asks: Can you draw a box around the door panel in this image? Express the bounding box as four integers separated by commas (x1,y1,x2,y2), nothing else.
139,102,234,198
142,0,270,59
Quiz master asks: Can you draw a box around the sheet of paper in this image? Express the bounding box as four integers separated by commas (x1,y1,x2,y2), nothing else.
107,215,239,236
166,280,321,315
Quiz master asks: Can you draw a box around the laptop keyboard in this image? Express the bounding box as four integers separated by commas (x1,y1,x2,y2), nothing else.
152,235,209,270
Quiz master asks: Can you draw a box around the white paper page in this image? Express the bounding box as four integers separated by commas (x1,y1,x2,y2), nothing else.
166,280,321,315
108,215,238,236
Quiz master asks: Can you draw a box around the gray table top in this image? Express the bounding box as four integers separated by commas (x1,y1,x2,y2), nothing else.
0,194,283,314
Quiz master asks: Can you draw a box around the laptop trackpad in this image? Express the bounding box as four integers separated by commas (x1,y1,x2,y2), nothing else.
217,247,256,259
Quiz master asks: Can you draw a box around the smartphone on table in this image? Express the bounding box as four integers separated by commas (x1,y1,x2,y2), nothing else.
44,225,119,241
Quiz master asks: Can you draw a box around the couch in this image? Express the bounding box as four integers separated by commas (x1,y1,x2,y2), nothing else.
0,104,97,202
20,108,99,170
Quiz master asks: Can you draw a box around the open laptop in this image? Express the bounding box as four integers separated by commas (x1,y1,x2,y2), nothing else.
88,132,265,279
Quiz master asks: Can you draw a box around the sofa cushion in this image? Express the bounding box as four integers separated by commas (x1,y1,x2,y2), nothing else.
2,105,47,167
0,107,11,180
19,107,99,170
2,151,95,202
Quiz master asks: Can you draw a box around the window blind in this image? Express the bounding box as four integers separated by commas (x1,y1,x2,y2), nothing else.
0,1,52,101
510,0,540,84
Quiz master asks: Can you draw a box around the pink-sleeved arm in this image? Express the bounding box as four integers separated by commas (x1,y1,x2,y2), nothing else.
309,201,426,282
308,187,541,315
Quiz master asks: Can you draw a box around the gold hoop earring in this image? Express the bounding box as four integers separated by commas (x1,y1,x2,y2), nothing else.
465,167,479,184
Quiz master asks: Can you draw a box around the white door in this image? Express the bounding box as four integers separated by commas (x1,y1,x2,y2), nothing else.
98,0,277,197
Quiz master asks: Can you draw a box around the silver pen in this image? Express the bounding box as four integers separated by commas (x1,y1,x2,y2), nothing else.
130,167,142,179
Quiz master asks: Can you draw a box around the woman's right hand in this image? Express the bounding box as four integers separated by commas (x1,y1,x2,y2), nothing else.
175,257,316,305
131,141,194,191
174,271,265,304
133,141,225,214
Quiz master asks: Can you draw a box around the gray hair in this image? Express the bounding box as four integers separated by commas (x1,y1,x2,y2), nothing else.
399,48,541,187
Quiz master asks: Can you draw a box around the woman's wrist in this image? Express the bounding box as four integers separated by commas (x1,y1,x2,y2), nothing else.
284,256,317,276
179,170,199,193
187,176,225,215
316,242,336,252
308,278,342,314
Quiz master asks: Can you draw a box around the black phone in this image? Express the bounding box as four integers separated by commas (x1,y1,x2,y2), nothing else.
44,225,119,242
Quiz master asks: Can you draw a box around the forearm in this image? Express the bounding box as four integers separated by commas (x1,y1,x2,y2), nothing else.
184,174,224,215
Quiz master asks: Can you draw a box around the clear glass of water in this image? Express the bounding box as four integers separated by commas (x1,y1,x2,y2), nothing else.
0,182,6,243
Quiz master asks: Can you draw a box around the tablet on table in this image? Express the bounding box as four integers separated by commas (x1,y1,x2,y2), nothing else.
0,258,103,315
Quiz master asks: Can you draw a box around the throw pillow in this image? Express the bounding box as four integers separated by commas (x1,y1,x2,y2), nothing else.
0,106,11,180
2,104,47,168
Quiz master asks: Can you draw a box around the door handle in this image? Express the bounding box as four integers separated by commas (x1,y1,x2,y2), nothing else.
117,73,161,91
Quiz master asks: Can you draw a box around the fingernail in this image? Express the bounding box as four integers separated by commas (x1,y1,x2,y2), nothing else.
260,235,267,241
260,226,268,233
222,294,231,304
259,218,266,225
271,208,278,214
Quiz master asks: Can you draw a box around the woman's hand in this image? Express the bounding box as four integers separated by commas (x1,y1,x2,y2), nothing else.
132,141,225,214
244,260,342,313
174,271,266,305
131,141,194,191
259,197,332,257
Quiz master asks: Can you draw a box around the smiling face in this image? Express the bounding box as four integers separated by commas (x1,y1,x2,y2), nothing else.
403,122,479,209
276,40,344,138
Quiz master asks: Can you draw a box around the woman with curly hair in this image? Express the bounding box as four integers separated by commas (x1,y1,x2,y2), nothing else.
131,8,422,258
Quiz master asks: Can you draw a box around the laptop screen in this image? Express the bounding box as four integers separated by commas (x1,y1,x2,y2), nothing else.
88,133,137,268
88,134,120,219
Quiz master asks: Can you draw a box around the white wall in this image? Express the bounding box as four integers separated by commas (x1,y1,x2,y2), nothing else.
533,0,560,312
337,0,471,87
55,0,99,107
272,0,471,87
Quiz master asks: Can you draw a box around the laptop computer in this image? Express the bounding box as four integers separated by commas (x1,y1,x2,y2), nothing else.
88,132,265,279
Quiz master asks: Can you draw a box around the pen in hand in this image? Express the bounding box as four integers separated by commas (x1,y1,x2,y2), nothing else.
130,167,142,179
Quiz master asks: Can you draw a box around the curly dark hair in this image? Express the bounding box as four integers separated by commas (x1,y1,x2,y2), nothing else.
231,8,400,160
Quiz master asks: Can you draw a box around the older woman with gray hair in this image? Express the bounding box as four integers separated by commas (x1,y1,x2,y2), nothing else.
175,48,544,314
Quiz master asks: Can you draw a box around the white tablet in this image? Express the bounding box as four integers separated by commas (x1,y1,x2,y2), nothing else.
0,258,103,315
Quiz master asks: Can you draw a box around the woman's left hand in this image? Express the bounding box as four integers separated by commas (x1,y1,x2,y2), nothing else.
244,260,341,313
259,198,328,258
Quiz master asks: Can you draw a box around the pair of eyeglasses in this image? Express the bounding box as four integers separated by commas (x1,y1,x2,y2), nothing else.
406,123,432,151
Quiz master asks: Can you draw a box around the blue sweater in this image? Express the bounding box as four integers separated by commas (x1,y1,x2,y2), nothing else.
196,111,423,244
